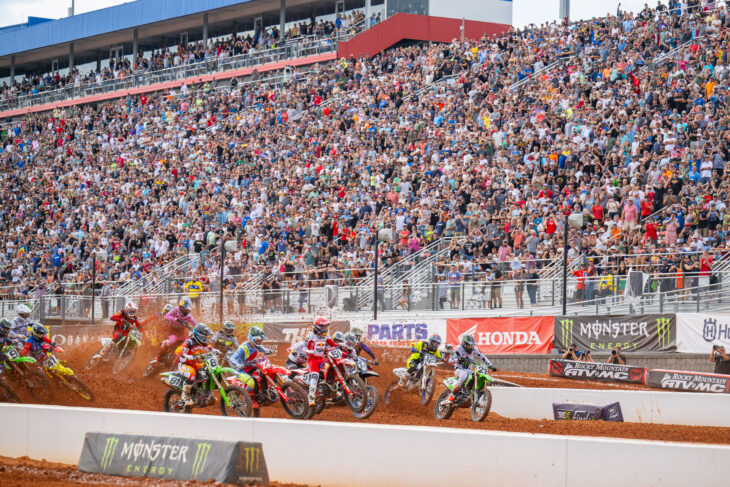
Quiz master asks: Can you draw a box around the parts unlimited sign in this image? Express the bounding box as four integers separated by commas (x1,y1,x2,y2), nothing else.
555,315,676,352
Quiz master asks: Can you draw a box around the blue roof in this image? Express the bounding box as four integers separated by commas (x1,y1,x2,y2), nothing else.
0,0,254,57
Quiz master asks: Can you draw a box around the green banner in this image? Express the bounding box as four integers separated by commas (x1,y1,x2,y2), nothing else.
78,432,268,485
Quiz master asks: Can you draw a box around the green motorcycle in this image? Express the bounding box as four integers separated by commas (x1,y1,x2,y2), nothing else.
434,362,494,422
161,350,253,417
1,343,50,401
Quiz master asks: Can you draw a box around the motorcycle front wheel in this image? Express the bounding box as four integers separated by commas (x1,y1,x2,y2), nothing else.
343,375,367,413
471,389,492,422
220,385,253,418
421,376,435,405
434,390,454,420
353,385,379,420
280,382,310,419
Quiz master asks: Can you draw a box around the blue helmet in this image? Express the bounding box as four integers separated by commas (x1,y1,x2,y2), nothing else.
248,326,267,349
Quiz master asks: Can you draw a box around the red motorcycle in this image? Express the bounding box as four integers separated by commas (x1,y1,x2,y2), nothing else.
230,355,310,419
292,347,367,419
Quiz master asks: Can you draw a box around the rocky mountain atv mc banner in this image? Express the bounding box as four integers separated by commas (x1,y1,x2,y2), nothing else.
554,314,676,352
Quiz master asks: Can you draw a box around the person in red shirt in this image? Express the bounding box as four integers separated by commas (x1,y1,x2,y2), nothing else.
591,203,604,222
92,301,144,360
700,252,713,277
645,219,658,243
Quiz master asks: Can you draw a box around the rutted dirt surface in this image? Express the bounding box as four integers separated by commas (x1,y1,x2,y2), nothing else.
7,339,730,446
0,455,310,487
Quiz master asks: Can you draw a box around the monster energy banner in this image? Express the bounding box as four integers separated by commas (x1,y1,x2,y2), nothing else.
554,314,676,352
78,432,268,485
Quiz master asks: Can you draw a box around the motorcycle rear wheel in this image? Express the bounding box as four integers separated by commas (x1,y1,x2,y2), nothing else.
353,385,379,420
280,382,309,419
220,385,253,418
434,390,454,420
112,347,137,374
383,380,398,404
0,381,19,403
62,375,94,401
163,388,191,414
343,375,367,413
19,365,51,401
85,348,104,371
471,389,492,422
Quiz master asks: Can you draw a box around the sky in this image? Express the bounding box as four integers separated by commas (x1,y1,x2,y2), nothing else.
0,0,662,29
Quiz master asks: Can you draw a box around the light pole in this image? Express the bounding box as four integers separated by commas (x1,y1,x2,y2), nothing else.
373,230,379,320
562,214,569,316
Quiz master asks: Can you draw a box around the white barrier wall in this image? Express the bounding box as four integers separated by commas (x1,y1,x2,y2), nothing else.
1,404,729,487
490,387,730,427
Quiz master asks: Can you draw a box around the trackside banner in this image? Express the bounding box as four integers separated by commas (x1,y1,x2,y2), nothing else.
446,317,553,354
351,319,447,348
553,402,624,422
647,369,730,393
554,314,676,352
78,432,269,485
549,359,647,384
676,313,730,353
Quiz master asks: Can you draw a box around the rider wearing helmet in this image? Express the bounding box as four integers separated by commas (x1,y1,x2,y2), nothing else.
304,316,337,406
350,327,378,362
160,304,174,317
286,340,308,370
0,319,13,382
406,333,443,377
93,301,144,360
149,296,197,368
211,321,240,358
446,334,496,403
21,323,56,361
175,323,214,406
229,326,271,398
10,304,33,346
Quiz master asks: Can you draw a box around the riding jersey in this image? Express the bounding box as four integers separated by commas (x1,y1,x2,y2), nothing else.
110,311,143,338
21,334,54,361
164,307,196,332
175,338,212,370
10,316,32,343
211,331,239,355
448,344,493,371
229,341,271,373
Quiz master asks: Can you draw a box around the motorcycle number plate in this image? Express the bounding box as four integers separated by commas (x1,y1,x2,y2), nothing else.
260,360,272,369
169,375,184,389
131,330,142,341
329,349,342,359
424,355,437,364
44,355,59,368
301,373,315,382
208,357,219,368
4,348,19,360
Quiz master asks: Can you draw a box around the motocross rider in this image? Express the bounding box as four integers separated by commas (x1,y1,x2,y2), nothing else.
447,334,497,403
175,323,214,406
10,304,33,346
92,301,144,360
0,319,15,386
286,340,308,370
305,316,337,406
405,334,443,378
21,323,57,362
350,327,378,363
148,297,197,369
211,321,240,361
229,326,271,401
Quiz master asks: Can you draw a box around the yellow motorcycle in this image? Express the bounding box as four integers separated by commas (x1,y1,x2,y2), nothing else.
39,347,94,401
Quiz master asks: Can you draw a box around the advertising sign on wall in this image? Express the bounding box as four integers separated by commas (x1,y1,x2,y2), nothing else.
350,319,446,348
676,313,730,353
647,369,730,393
548,359,647,384
554,315,676,352
446,317,553,354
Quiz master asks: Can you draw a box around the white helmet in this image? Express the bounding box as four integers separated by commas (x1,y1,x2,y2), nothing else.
17,304,31,318
124,301,138,318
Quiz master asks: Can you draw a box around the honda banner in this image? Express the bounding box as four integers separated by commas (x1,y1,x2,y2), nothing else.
549,359,647,384
446,317,553,354
554,314,676,352
351,319,446,348
647,369,730,393
676,313,730,353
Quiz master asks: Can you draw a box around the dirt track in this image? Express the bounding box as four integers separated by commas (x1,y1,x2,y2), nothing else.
7,340,730,446
0,455,308,487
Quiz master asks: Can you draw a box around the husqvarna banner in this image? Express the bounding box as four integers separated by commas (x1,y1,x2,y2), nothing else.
446,317,553,354
554,315,676,352
676,313,730,353
78,432,268,484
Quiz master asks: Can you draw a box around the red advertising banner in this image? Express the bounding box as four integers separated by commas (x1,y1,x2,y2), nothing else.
446,317,554,354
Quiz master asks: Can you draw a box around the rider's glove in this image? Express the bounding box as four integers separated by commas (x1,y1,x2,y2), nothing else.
489,366,498,372
373,359,380,366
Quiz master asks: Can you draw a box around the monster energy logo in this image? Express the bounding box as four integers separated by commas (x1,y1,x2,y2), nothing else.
191,442,211,479
100,437,119,472
657,317,672,349
244,446,261,472
560,319,573,347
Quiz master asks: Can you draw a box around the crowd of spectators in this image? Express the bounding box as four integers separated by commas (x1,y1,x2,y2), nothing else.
0,9,371,106
0,0,729,313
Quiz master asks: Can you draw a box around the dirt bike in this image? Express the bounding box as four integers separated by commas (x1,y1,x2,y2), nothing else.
1,343,50,400
160,350,253,417
143,319,190,378
291,348,367,419
384,352,441,406
38,348,94,401
351,355,379,420
86,329,142,373
434,362,493,422
229,355,309,419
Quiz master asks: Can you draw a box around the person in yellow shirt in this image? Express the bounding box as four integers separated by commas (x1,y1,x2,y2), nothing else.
184,278,203,315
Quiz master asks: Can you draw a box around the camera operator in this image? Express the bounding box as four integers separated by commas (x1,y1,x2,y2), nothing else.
607,345,626,365
578,349,594,362
710,345,730,374
562,343,581,361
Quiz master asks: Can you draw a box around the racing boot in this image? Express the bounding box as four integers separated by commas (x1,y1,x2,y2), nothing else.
447,385,459,403
92,340,113,360
308,375,319,407
181,383,194,407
